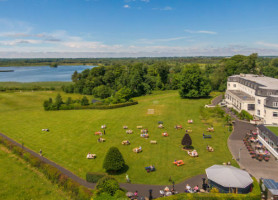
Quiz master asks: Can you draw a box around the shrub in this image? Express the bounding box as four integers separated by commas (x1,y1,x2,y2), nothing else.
86,172,107,183
210,187,219,193
181,134,192,148
29,156,42,168
96,176,120,196
103,147,125,172
239,110,253,121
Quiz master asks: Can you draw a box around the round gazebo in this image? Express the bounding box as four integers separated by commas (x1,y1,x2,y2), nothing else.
206,165,253,194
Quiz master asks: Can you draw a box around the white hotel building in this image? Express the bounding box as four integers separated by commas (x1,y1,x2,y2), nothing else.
225,74,278,125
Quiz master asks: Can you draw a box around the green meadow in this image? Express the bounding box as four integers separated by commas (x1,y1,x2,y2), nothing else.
0,90,234,185
0,146,70,200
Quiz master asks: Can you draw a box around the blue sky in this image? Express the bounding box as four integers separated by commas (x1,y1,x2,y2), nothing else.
0,0,278,58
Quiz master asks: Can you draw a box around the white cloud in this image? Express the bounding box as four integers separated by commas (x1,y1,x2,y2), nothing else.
141,0,150,2
123,4,130,8
185,29,217,35
256,41,278,49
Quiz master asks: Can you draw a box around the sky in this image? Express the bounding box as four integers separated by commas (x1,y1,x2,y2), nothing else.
0,0,278,58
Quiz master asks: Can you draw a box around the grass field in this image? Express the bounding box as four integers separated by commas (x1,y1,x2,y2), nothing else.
265,126,278,136
0,146,71,200
0,90,235,185
0,81,72,89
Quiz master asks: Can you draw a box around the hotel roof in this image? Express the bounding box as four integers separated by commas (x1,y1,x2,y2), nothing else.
230,74,278,90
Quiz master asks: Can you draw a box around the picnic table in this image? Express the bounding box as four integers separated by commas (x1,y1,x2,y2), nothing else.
86,154,96,159
126,130,133,134
162,132,169,137
173,160,184,166
140,133,149,138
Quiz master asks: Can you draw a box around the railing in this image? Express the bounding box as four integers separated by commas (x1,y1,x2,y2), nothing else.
258,135,278,159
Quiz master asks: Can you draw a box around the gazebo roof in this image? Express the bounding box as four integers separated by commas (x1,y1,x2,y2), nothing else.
206,165,253,188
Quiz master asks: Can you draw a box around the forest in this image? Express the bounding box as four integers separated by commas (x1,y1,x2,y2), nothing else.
61,53,278,103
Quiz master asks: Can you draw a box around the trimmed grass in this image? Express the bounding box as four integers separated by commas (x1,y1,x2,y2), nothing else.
265,126,278,137
0,146,71,200
0,90,235,185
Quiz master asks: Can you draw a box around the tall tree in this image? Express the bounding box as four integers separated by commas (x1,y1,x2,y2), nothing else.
179,65,211,98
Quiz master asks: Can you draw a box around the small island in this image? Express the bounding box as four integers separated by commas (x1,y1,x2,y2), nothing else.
0,70,14,72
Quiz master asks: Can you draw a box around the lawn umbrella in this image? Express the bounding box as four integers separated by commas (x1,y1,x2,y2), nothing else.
126,192,134,197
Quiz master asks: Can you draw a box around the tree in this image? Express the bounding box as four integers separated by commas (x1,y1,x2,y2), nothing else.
96,176,120,196
179,65,211,98
103,147,125,172
71,70,79,82
55,93,63,109
65,97,72,105
181,134,192,149
81,96,89,106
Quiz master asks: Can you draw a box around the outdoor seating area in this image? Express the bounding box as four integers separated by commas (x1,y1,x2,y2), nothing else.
173,160,184,166
188,119,193,124
86,153,96,159
158,124,164,128
188,150,198,157
207,127,214,132
95,131,102,135
141,129,148,133
97,137,105,142
207,145,214,152
175,125,182,129
122,140,130,145
140,133,149,138
133,146,142,153
203,133,212,139
243,133,271,162
162,132,169,137
145,165,155,172
126,130,133,134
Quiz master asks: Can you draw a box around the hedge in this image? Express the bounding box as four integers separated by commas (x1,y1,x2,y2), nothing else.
57,101,138,111
86,172,107,183
0,135,92,200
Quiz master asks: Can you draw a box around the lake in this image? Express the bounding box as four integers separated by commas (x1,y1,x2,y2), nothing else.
0,65,94,82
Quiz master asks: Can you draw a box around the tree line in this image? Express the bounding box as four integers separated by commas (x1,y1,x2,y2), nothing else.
62,53,268,100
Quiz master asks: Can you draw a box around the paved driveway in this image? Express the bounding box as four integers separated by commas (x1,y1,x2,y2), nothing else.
228,120,278,181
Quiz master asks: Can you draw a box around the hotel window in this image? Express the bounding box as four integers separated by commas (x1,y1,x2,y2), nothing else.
228,83,230,87
258,99,261,104
233,84,236,88
248,104,255,110
257,110,260,116
273,112,278,117
267,92,272,96
273,102,278,107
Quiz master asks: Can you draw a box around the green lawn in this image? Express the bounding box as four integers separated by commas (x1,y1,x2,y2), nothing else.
0,146,71,200
0,90,234,185
265,126,278,137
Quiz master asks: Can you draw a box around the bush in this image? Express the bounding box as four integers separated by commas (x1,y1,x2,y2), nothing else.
239,110,253,121
181,133,192,148
86,172,107,183
96,176,120,196
103,147,125,172
210,187,219,193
